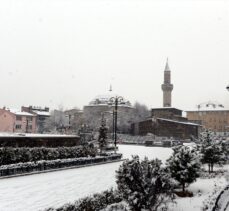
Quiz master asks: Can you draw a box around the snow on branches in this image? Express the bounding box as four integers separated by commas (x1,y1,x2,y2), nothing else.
199,130,227,173
167,145,201,193
116,155,175,211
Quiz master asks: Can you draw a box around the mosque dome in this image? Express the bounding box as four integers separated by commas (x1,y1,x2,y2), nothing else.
88,93,132,107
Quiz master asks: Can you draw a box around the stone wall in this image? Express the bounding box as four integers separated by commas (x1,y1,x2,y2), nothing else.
134,118,199,139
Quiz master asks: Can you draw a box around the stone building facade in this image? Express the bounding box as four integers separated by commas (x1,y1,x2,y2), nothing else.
186,102,229,133
131,108,200,139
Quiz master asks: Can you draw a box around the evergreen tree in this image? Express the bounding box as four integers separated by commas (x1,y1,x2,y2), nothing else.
98,118,108,154
199,130,227,173
116,156,175,211
167,145,201,193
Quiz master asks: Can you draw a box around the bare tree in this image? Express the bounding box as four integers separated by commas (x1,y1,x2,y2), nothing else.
133,102,150,122
44,106,68,133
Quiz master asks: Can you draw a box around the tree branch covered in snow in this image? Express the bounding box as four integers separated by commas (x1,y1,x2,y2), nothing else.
44,188,122,211
198,130,227,173
167,145,201,193
116,155,175,211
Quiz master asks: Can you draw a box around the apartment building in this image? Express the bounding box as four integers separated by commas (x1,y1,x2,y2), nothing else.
0,108,36,133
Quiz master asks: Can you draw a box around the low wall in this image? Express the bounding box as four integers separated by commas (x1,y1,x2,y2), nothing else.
0,154,122,178
0,136,80,147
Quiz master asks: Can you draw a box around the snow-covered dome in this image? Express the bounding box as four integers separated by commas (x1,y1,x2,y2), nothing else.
89,93,132,107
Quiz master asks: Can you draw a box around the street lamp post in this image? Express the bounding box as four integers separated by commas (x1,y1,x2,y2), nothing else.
109,96,123,153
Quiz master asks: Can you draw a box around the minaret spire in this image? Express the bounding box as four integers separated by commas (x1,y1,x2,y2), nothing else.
109,84,112,92
161,58,173,107
165,57,170,71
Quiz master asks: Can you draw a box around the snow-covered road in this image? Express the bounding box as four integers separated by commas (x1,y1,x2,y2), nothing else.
0,145,172,211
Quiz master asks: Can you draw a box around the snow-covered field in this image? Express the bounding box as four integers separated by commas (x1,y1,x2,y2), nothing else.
0,145,227,211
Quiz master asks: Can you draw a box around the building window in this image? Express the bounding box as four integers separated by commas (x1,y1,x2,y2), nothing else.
29,125,32,130
15,125,21,129
27,116,33,121
16,116,22,121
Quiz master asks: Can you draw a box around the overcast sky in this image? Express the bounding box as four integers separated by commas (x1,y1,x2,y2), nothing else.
0,0,229,111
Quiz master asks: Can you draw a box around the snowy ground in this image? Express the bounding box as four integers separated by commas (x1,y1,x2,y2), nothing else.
169,176,227,211
0,145,227,211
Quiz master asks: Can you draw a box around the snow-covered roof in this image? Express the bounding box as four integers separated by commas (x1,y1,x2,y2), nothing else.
157,118,201,126
152,107,182,111
32,110,50,116
187,101,229,112
6,109,35,116
187,108,229,112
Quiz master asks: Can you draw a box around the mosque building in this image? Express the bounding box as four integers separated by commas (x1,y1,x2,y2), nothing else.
83,87,134,133
131,59,201,140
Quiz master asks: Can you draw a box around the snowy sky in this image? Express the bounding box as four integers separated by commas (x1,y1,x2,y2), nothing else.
0,0,229,111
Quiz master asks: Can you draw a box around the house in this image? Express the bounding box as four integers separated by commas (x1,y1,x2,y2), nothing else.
21,106,50,133
0,107,36,133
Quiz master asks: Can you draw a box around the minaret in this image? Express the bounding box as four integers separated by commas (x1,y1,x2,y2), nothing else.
161,58,173,107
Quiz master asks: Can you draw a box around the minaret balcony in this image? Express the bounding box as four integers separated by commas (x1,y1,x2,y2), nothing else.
161,84,173,91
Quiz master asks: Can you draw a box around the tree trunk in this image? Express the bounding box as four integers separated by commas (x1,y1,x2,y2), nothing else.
208,164,211,174
182,183,185,193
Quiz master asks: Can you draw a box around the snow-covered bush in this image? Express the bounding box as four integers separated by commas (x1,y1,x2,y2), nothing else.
45,188,122,211
116,155,175,211
0,144,97,165
167,145,201,193
199,130,227,173
100,201,129,211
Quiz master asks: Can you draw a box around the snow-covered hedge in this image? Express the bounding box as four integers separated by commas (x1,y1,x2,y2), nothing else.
0,144,97,165
45,188,122,211
0,153,122,177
